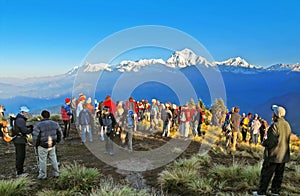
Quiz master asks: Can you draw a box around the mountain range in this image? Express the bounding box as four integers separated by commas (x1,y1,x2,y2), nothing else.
1,48,299,135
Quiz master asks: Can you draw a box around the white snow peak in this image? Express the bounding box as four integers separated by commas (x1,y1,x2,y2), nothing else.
213,57,260,68
167,48,211,68
117,59,166,72
83,63,112,72
66,49,299,74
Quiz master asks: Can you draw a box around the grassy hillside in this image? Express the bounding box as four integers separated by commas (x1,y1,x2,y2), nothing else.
0,120,299,195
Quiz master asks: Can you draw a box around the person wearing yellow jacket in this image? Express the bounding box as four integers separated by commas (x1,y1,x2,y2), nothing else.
241,113,252,142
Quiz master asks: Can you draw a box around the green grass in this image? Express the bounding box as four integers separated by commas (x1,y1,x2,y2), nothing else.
187,178,213,194
36,189,81,196
209,161,261,191
0,176,31,196
158,166,199,194
56,162,101,193
90,177,149,196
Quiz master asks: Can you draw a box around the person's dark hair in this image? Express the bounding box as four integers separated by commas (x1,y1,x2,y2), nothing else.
234,107,240,112
41,110,50,119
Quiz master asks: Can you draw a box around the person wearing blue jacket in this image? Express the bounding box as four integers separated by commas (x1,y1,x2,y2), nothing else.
78,103,93,143
13,106,33,177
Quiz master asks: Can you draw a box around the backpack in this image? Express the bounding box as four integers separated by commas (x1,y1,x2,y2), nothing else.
102,114,113,127
127,113,134,128
9,116,19,137
222,119,231,133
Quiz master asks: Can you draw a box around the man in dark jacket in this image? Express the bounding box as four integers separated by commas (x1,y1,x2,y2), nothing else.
254,105,291,196
32,110,63,179
101,106,116,155
13,106,33,177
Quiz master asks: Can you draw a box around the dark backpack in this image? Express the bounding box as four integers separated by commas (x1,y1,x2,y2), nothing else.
127,114,134,127
9,116,19,137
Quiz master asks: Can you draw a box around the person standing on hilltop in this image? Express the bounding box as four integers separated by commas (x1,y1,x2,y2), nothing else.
32,110,63,179
250,114,261,146
254,105,291,196
149,99,158,132
241,113,252,142
102,95,117,117
78,103,93,143
0,105,5,140
230,107,241,151
101,106,116,155
13,106,33,177
76,95,86,130
61,98,72,138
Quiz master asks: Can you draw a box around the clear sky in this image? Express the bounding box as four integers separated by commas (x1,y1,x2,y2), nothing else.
1,0,300,77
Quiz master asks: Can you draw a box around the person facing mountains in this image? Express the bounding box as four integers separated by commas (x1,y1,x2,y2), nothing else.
254,105,291,196
241,113,252,142
61,98,72,138
13,106,33,177
32,110,62,179
230,106,241,151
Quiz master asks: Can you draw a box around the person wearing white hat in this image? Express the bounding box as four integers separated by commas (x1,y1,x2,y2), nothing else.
254,105,291,196
13,106,33,177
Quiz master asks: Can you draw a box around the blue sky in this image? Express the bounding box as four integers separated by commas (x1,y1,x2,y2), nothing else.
1,0,300,77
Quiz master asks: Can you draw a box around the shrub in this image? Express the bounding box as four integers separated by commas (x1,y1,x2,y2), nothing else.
192,153,211,166
28,115,42,122
158,166,199,194
209,162,261,191
37,189,81,196
50,114,61,122
0,176,31,196
56,162,101,193
91,177,148,196
173,157,201,170
187,178,213,194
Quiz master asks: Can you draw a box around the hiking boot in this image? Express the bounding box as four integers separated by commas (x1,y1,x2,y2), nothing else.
37,174,47,180
16,173,29,178
269,190,279,196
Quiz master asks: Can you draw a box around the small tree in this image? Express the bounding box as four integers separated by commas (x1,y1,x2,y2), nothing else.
210,98,227,127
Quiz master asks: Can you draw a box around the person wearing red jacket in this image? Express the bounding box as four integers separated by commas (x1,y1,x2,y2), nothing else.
61,98,72,138
102,95,117,117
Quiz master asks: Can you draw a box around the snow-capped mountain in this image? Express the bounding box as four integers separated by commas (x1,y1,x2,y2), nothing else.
117,59,166,72
76,48,298,74
266,63,300,72
166,48,211,68
83,63,112,72
66,66,79,75
213,57,261,69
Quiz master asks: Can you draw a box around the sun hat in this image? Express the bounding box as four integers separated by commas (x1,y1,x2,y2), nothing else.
271,105,286,117
20,106,30,113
